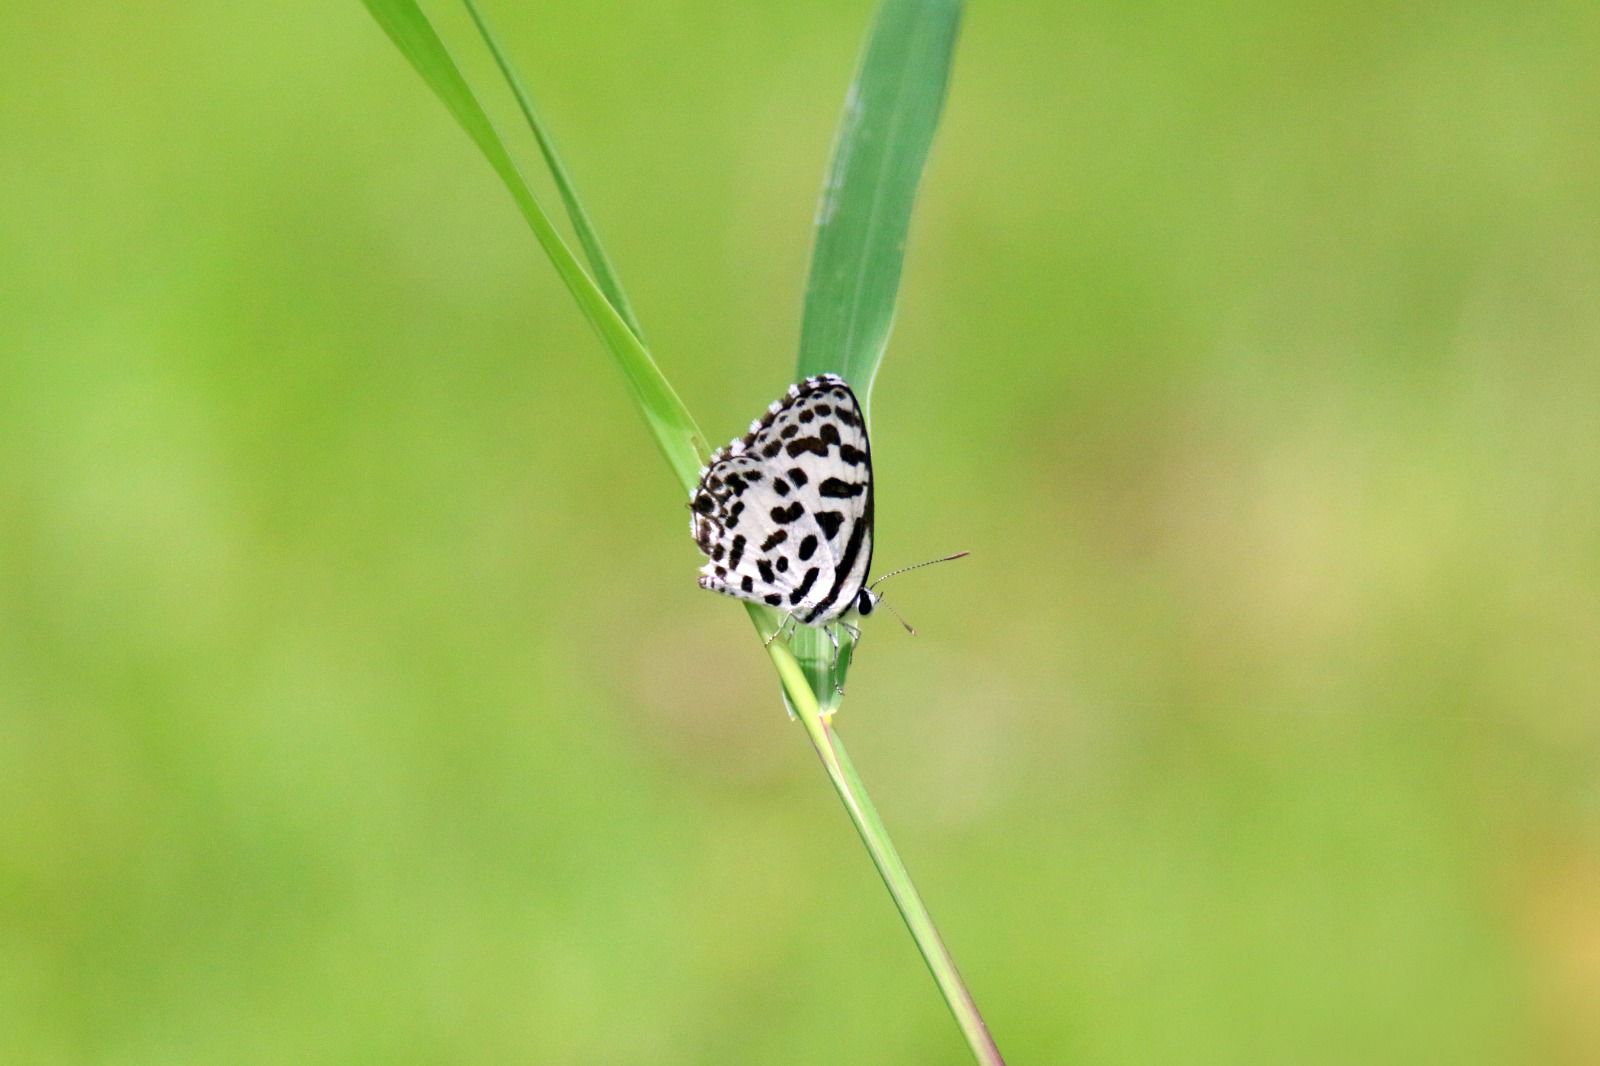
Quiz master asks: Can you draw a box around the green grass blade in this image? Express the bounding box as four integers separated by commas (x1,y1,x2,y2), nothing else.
795,0,962,404
361,0,705,490
788,0,962,712
459,0,647,343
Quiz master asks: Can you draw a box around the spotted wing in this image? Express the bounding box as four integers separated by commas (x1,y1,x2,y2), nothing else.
689,374,874,625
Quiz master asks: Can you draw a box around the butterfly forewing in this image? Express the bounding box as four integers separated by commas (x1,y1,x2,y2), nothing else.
690,374,874,625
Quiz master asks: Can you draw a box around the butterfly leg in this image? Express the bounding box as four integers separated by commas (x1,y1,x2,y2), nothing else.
830,621,863,695
762,611,797,648
823,624,847,695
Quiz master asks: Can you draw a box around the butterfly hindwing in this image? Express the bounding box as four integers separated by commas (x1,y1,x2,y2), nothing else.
691,454,812,609
690,374,874,624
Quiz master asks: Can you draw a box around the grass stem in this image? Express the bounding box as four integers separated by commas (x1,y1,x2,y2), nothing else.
765,631,1005,1064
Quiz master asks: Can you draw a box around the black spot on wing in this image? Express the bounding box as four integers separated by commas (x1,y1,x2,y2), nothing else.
757,559,775,584
787,467,808,487
839,444,867,466
818,477,864,499
815,510,844,542
729,535,747,569
798,534,818,561
819,423,842,448
764,593,782,607
693,494,715,515
785,437,828,459
741,575,754,593
773,477,790,497
762,441,782,458
788,566,820,606
776,557,789,572
760,529,787,551
770,502,805,524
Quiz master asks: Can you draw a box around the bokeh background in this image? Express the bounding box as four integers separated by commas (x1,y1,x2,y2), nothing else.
4,1,1599,1063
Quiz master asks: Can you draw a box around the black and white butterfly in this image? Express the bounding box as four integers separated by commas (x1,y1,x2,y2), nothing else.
690,373,963,664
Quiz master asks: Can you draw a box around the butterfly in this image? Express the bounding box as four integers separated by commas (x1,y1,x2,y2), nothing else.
690,373,964,666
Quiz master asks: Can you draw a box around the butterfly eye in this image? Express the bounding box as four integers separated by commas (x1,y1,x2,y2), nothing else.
856,589,877,616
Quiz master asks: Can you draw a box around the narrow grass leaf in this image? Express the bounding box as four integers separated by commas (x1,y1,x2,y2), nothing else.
788,0,962,711
460,0,646,343
360,0,705,489
796,0,962,404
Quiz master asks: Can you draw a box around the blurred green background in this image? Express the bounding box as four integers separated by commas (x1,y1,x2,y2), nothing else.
4,1,1599,1063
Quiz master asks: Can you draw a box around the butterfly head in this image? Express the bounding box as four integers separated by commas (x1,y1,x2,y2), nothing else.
855,588,880,617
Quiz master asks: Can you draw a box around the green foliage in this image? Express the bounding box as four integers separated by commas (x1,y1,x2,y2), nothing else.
360,0,993,1058
6,1,1599,1063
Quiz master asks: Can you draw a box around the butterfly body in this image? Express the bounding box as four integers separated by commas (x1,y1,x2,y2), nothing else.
690,374,875,628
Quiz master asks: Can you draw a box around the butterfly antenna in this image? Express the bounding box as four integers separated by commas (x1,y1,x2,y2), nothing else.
867,551,970,591
879,598,918,637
